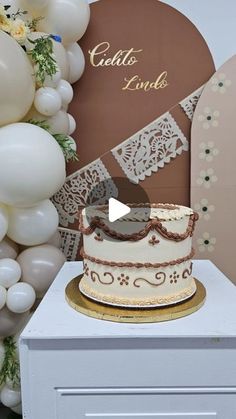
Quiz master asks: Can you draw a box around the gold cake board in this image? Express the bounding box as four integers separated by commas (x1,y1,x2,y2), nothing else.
65,275,206,323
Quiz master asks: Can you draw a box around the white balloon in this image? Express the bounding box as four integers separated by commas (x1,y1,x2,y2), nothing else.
44,68,62,88
0,237,19,260
24,106,70,135
0,259,21,288
26,32,69,80
0,385,21,408
34,87,62,116
7,282,36,314
0,29,35,127
38,0,90,45
56,80,74,106
47,230,62,248
0,123,66,207
11,403,22,415
0,203,8,241
67,42,85,84
7,200,59,246
0,286,7,310
67,113,76,135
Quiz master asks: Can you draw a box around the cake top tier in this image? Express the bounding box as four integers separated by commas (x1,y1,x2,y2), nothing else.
82,203,194,222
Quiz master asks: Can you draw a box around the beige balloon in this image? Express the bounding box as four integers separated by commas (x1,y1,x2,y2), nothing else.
17,244,66,297
0,237,19,260
0,307,29,338
24,106,70,135
46,230,62,248
0,31,35,126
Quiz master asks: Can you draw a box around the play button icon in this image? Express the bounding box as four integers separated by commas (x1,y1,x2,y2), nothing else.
108,198,131,222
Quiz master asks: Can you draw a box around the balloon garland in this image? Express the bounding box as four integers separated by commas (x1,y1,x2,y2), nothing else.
0,0,90,414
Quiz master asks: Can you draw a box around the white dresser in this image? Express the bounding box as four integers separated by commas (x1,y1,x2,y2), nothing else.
20,260,236,419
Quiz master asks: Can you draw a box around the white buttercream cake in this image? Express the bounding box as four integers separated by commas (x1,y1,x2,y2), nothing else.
79,204,199,307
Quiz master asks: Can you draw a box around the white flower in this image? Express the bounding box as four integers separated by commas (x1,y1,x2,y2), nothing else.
197,232,216,252
197,168,217,188
211,73,231,94
10,18,29,45
199,141,219,162
0,5,12,32
198,107,220,129
194,198,215,220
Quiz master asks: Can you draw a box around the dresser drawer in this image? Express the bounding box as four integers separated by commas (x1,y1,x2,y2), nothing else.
56,387,236,419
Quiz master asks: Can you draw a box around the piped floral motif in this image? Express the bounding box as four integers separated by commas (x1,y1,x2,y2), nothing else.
197,232,216,253
199,141,219,162
197,168,217,188
198,107,220,129
148,235,160,246
169,271,179,284
117,273,129,286
211,73,231,94
194,198,215,221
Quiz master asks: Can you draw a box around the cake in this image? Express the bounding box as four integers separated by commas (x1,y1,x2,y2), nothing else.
79,204,199,307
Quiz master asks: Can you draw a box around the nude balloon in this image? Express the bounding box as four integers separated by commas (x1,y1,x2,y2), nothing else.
38,0,90,45
0,307,29,338
0,237,19,260
7,199,59,246
0,123,66,207
67,43,85,84
24,106,70,135
0,31,35,126
17,245,66,297
47,230,62,248
7,282,36,313
0,286,7,310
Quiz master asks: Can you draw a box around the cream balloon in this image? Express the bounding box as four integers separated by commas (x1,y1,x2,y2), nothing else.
0,385,21,408
24,106,70,135
7,199,59,246
21,0,49,10
0,123,66,207
43,68,62,88
0,285,7,310
47,230,62,248
0,30,35,126
38,0,90,45
0,203,8,241
68,113,76,135
17,245,66,297
7,282,36,313
26,31,69,80
0,258,21,288
67,42,85,84
0,307,29,338
0,237,19,260
34,87,62,116
56,79,74,106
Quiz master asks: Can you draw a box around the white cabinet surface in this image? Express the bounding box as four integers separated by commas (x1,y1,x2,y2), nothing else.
20,261,236,419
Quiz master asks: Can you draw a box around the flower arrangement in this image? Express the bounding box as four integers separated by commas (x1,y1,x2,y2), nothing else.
0,3,78,162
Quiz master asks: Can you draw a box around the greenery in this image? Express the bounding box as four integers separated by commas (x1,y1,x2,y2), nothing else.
27,119,78,162
0,337,20,389
27,36,58,86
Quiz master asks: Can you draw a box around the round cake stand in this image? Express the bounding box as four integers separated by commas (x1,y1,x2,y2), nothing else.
65,275,206,323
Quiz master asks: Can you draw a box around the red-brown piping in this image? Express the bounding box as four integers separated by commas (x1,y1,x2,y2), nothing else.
79,212,198,242
80,247,195,268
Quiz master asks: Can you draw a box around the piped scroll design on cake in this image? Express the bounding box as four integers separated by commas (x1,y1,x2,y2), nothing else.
134,272,166,288
182,262,193,279
112,112,188,184
179,85,205,121
52,159,118,227
79,212,199,242
90,271,114,285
